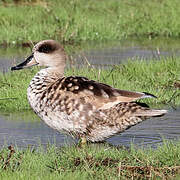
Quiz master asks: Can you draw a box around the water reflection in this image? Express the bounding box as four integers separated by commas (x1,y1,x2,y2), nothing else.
0,111,73,149
72,38,180,67
0,108,179,149
108,107,180,148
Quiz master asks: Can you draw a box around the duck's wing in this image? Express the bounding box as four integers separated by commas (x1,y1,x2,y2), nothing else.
58,76,156,110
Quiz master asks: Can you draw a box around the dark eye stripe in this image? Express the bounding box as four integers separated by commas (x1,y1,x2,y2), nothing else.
38,44,56,53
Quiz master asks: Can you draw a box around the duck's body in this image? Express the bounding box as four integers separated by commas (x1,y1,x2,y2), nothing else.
11,40,167,142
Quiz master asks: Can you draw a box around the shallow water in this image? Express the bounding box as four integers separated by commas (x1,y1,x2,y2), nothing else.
0,107,179,149
72,38,180,67
0,111,73,149
0,38,180,72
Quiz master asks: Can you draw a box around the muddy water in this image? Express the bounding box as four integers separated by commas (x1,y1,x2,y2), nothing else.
0,108,179,148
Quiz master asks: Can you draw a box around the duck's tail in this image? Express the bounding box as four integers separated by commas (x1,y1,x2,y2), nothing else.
134,109,168,117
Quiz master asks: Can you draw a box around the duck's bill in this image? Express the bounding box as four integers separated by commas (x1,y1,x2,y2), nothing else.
11,54,38,71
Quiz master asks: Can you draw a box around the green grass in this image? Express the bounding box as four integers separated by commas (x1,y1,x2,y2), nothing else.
0,0,180,45
1,141,180,179
0,57,179,112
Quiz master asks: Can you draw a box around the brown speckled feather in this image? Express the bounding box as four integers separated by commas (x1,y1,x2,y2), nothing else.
11,40,167,142
54,76,155,110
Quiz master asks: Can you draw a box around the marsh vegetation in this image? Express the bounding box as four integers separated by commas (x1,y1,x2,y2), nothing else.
0,0,180,46
1,142,180,179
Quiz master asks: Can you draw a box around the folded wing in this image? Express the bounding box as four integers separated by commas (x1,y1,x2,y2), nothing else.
58,76,156,110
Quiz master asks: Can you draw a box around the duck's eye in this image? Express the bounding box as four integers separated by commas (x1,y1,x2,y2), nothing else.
38,44,54,53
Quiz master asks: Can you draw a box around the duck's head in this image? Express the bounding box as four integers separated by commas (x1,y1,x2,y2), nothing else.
11,40,67,73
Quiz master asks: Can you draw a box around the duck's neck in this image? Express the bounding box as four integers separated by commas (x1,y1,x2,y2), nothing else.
29,67,64,92
44,67,64,79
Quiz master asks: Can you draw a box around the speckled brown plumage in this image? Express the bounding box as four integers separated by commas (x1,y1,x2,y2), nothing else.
11,40,167,142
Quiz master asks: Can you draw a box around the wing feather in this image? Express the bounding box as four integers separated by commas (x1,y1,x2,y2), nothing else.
58,76,155,109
